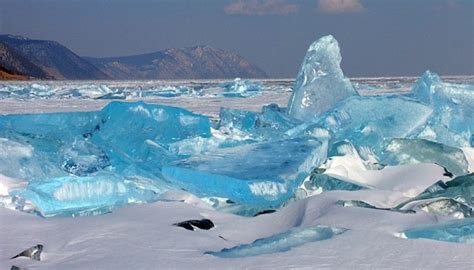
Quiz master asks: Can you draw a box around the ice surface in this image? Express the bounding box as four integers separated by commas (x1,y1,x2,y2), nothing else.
162,137,327,208
402,218,474,243
287,35,357,121
383,139,469,177
206,225,347,258
410,71,474,147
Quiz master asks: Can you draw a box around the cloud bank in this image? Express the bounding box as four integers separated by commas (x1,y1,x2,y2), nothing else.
318,0,364,13
224,0,300,16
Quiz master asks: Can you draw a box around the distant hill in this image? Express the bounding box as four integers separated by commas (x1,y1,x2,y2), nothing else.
0,34,267,80
0,41,49,79
0,35,109,80
86,46,268,80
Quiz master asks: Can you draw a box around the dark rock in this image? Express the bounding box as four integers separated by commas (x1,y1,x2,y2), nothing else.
10,244,43,261
174,219,215,231
443,167,454,178
253,209,276,217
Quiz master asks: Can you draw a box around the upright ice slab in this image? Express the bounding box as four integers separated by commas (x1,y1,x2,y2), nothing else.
287,35,357,121
162,137,327,208
410,71,474,147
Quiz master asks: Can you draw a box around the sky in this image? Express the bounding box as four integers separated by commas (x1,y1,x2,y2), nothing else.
1,0,473,78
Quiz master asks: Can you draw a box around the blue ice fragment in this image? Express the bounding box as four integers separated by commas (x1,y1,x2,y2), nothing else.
0,111,100,140
220,78,262,98
383,139,469,176
287,35,357,121
206,225,347,258
317,95,433,158
218,104,301,140
11,173,164,217
162,137,327,208
402,218,474,243
219,108,259,131
90,101,211,170
410,71,474,147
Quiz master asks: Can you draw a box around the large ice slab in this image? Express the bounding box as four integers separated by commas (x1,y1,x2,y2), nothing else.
410,71,474,147
317,95,433,158
287,35,357,121
11,173,166,217
162,137,327,208
383,139,469,177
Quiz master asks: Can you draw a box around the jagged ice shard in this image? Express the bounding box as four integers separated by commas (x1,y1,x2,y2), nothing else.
410,71,474,147
287,35,357,121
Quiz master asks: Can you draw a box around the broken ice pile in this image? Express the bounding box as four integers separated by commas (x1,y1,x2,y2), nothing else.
219,78,263,98
0,100,327,216
0,34,473,222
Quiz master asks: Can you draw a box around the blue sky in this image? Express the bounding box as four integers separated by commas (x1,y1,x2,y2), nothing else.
1,0,473,77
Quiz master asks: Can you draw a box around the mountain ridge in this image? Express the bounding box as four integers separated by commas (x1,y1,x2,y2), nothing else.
0,34,268,80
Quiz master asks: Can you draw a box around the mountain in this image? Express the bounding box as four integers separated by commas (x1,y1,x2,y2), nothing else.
86,46,268,80
0,34,268,80
0,35,109,80
0,41,49,79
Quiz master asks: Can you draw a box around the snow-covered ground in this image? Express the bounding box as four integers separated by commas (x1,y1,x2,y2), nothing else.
1,160,472,269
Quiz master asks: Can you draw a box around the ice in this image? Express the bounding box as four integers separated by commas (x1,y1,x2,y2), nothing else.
401,218,474,243
162,137,327,208
287,35,357,121
305,169,366,193
220,78,263,98
0,101,214,216
316,95,433,159
383,139,469,177
410,71,474,147
397,174,474,216
90,101,211,172
10,173,164,217
218,104,301,140
206,225,347,258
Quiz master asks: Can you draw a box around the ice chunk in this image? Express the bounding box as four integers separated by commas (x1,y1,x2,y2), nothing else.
287,35,357,121
383,139,469,177
317,96,433,158
206,225,347,258
162,137,327,208
220,78,262,98
306,169,366,193
410,71,474,147
397,174,474,213
218,104,302,140
90,101,211,171
401,218,474,243
11,173,165,217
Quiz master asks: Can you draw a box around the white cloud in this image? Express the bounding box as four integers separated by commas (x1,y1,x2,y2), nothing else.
318,0,364,14
224,0,300,16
